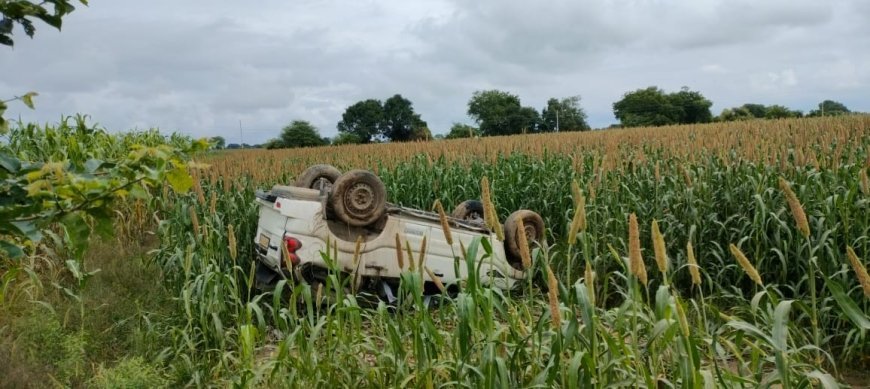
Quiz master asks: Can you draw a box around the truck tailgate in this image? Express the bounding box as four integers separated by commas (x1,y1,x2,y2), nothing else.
255,200,288,269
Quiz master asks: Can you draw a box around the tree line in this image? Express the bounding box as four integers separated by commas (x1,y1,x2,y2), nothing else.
229,88,854,149
261,91,592,149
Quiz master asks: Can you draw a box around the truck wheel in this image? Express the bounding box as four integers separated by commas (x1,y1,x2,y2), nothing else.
330,170,387,227
452,200,485,222
296,164,341,191
504,210,545,268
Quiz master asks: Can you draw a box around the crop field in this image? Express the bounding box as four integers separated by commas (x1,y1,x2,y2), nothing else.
2,115,870,387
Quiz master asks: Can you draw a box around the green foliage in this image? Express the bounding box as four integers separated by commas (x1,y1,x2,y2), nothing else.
410,125,432,141
266,120,327,149
209,136,226,149
613,86,712,127
718,106,755,121
337,95,429,143
337,99,385,143
0,117,205,260
718,103,803,121
668,87,713,124
765,104,803,119
0,0,87,47
9,309,90,384
540,96,590,132
332,132,363,145
808,100,850,117
467,89,540,136
613,86,679,127
1,92,38,134
445,122,480,139
743,103,768,118
89,357,169,389
381,94,427,142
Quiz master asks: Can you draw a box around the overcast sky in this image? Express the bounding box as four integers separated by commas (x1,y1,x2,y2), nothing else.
2,0,868,144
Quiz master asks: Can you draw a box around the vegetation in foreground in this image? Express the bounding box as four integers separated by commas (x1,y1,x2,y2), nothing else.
1,116,870,387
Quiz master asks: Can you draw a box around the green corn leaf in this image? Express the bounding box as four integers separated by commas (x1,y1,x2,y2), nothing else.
806,370,839,389
824,278,870,330
772,300,793,388
772,300,793,352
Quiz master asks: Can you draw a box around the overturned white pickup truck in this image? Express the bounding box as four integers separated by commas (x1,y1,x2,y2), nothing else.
253,165,545,299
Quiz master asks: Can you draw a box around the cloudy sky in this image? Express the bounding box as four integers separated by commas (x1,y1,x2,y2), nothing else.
2,0,868,144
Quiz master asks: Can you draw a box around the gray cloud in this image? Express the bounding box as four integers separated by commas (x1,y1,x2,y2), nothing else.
1,0,867,144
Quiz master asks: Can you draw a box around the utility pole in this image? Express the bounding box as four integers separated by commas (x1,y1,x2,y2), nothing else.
556,109,560,132
239,120,243,146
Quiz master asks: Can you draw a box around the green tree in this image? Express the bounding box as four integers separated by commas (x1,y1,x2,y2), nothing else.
381,94,427,142
513,106,541,134
0,0,87,47
613,86,712,127
209,136,226,149
467,90,539,136
332,132,363,145
717,107,754,122
445,123,480,139
668,87,713,124
277,120,327,149
764,105,802,119
410,126,432,141
808,100,850,117
717,103,802,121
540,96,589,132
263,138,284,149
613,87,679,127
741,103,768,118
337,99,383,143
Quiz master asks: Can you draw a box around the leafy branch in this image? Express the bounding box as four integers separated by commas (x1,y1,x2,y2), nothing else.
1,0,88,47
0,122,208,261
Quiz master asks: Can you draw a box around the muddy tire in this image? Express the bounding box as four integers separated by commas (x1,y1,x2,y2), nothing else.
330,170,387,227
451,200,485,222
295,164,341,191
504,210,545,268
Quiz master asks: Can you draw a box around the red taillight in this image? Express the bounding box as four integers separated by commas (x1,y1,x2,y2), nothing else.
283,236,302,266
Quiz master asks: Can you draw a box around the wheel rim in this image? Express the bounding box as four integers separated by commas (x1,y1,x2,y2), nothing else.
523,223,537,242
314,176,334,192
343,182,375,219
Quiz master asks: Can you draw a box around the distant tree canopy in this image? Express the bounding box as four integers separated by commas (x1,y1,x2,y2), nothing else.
717,103,803,122
764,105,803,119
337,99,383,143
209,136,226,149
266,120,327,149
381,94,428,142
332,132,363,145
467,90,543,136
613,86,712,127
445,123,480,139
337,94,428,143
541,96,590,132
808,100,850,117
